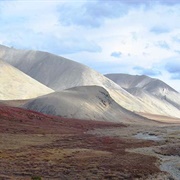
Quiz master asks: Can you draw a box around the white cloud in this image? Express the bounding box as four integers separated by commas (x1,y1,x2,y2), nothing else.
0,0,180,90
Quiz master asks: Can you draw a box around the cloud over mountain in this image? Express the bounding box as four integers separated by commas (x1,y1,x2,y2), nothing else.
165,61,180,79
133,66,161,76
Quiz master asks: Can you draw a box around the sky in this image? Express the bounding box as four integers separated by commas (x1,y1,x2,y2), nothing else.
0,0,180,91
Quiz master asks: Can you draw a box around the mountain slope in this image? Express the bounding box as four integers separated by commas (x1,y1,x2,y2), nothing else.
23,85,150,123
106,73,180,111
0,45,122,91
0,60,54,100
105,74,176,92
127,87,180,117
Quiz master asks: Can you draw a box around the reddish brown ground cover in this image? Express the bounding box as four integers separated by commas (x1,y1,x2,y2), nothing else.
155,144,180,156
0,105,162,180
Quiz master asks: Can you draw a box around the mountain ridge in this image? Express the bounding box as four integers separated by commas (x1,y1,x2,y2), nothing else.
0,45,122,91
106,73,180,112
105,73,177,93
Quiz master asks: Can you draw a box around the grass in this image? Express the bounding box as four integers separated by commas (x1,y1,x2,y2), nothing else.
31,176,42,180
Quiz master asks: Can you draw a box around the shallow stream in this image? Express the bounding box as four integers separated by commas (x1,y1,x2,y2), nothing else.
134,132,163,141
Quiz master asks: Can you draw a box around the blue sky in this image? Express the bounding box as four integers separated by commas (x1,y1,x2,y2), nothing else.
0,0,180,91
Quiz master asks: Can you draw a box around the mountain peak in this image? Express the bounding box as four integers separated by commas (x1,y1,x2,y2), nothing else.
105,73,177,93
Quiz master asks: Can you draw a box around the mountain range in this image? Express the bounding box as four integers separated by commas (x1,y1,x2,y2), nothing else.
0,45,180,123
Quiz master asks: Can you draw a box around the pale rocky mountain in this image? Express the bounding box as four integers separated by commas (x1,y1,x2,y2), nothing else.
126,87,180,118
106,73,180,112
105,73,177,94
0,45,160,115
0,45,122,91
1,45,180,120
23,85,151,124
0,60,54,100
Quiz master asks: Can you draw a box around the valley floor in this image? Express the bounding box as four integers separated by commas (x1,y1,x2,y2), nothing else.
0,105,180,180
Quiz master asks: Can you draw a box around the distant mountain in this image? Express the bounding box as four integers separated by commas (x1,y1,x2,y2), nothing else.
105,73,180,111
105,74,176,92
23,85,150,123
0,60,53,100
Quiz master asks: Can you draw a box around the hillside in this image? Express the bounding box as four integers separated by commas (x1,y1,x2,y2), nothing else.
0,60,53,100
0,45,122,91
105,74,177,93
106,73,180,112
23,85,151,124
